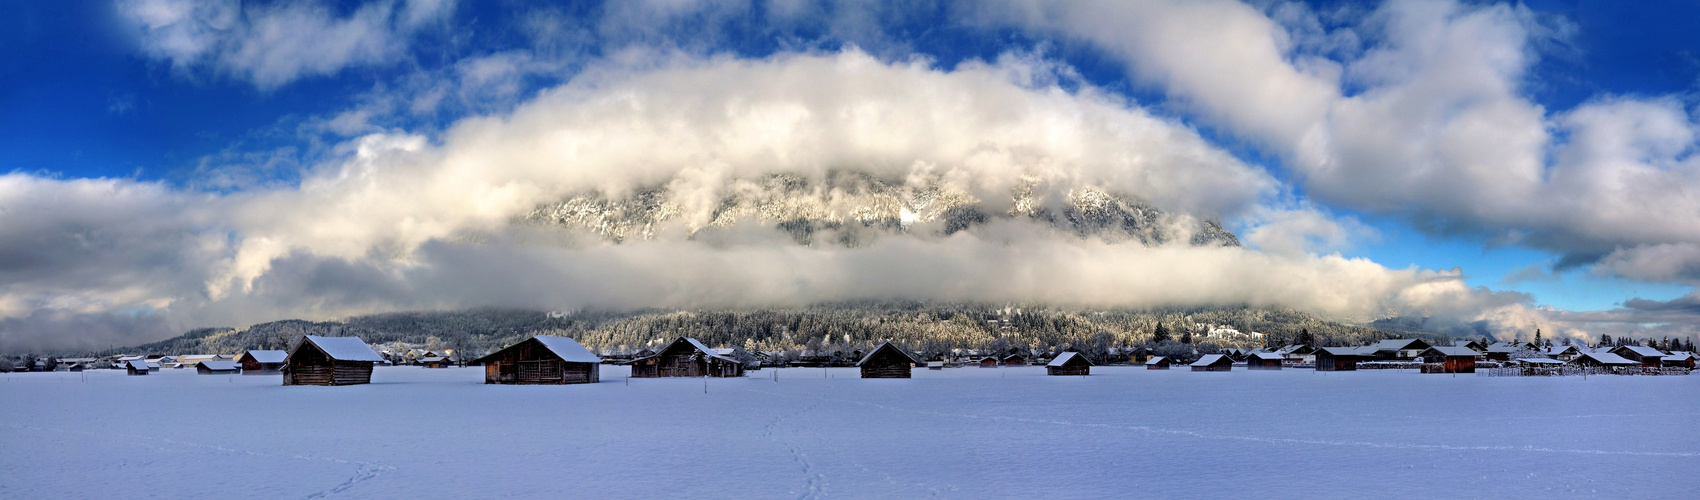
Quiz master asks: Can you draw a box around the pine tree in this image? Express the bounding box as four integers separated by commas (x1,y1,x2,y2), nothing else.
1534,329,1542,346
1152,322,1171,344
1180,328,1193,344
1600,334,1612,348
1298,328,1314,347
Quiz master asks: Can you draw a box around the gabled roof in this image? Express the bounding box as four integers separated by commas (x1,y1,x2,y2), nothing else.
1191,354,1230,366
1573,352,1637,366
534,336,602,363
1371,339,1430,351
1423,346,1480,357
1664,353,1696,362
856,341,922,366
1613,345,1666,358
292,335,384,362
1543,345,1579,355
1485,343,1518,353
242,350,287,364
127,359,150,370
631,337,739,363
197,360,239,371
1047,352,1093,367
1248,352,1285,361
1513,357,1565,365
1146,356,1168,365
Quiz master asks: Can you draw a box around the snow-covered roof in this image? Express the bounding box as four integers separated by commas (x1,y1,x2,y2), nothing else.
1664,353,1696,362
1316,347,1366,356
197,360,239,371
678,338,740,363
243,350,287,364
1424,346,1479,357
1191,354,1229,366
1048,352,1092,367
127,359,150,370
1146,356,1167,365
534,336,602,363
1371,339,1427,351
1513,358,1564,365
1485,342,1518,353
1615,346,1666,358
295,336,384,362
1543,345,1578,355
856,341,921,366
1574,352,1637,366
117,355,145,362
1248,352,1284,361
179,354,219,362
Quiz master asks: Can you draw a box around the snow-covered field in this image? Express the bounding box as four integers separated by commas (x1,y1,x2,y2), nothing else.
4,365,1696,498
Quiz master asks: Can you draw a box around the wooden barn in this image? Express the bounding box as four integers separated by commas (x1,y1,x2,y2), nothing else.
979,357,999,368
1663,353,1697,369
420,356,454,369
1191,354,1232,372
195,360,240,375
1571,352,1638,369
1367,339,1433,360
1246,352,1284,370
1046,352,1092,376
283,335,384,386
238,350,286,374
1611,346,1668,368
857,341,922,378
125,359,150,375
629,337,745,378
1145,356,1172,370
1002,354,1028,366
1315,347,1365,371
476,335,602,385
1418,346,1478,373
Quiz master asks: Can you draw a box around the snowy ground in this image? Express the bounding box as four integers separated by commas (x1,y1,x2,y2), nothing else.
3,365,1697,498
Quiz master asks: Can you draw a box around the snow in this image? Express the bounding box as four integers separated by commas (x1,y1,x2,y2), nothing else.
674,337,739,363
126,359,149,370
1616,346,1665,358
4,366,1698,497
1047,352,1087,367
1577,352,1637,366
244,350,287,364
197,361,239,371
295,336,385,362
525,336,601,364
1192,354,1228,366
1425,346,1479,357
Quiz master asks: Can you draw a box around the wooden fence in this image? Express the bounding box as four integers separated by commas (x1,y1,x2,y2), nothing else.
1479,366,1691,377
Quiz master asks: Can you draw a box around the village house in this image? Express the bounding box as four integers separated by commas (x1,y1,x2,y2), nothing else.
125,359,151,375
1246,352,1284,370
1315,347,1366,371
1046,352,1092,376
1002,353,1028,366
420,356,455,368
1419,346,1479,374
283,335,385,386
196,360,240,375
1662,352,1696,369
1366,339,1432,360
978,357,999,368
629,337,745,378
1453,339,1488,352
238,350,286,374
1570,352,1639,370
857,341,922,379
1483,342,1518,361
1145,356,1172,370
1610,346,1668,368
476,335,602,385
1191,354,1232,372
1543,345,1581,361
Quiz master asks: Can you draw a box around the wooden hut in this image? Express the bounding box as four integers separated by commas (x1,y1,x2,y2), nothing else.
1418,346,1478,373
238,350,286,374
1367,339,1432,360
857,341,922,379
1571,352,1638,369
1145,356,1172,370
476,335,602,385
978,357,999,368
1662,353,1696,369
419,356,454,369
125,359,150,375
1046,352,1092,376
1611,346,1668,368
195,360,240,375
629,337,744,378
1190,354,1232,372
1002,354,1028,366
1314,347,1364,371
1246,352,1284,370
283,335,384,386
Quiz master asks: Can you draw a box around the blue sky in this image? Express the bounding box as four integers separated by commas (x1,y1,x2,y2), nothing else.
4,0,1700,350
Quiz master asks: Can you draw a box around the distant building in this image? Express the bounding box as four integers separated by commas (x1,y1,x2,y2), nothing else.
125,359,151,376
238,350,286,374
419,356,454,369
476,336,601,385
196,360,240,375
1662,353,1696,369
1002,354,1028,366
1570,352,1638,369
283,335,384,386
1366,339,1432,360
1246,352,1284,370
1145,356,1172,370
1046,352,1092,376
629,337,744,378
1315,347,1366,371
979,357,999,368
1542,345,1580,362
857,341,921,379
1610,346,1668,368
1190,354,1232,372
1419,346,1478,374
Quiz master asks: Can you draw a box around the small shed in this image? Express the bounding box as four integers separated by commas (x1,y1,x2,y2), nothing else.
1191,354,1232,372
238,350,286,374
419,356,454,369
927,361,944,370
125,359,150,375
1145,356,1172,370
1662,353,1696,369
477,336,601,385
1002,354,1028,366
1246,352,1284,370
1046,352,1092,376
1571,352,1638,369
1368,339,1433,360
195,360,240,375
629,337,744,378
857,341,922,378
979,357,999,368
1315,347,1364,371
283,335,384,386
1418,346,1478,373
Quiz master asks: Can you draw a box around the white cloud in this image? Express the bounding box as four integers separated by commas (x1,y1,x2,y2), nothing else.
116,0,456,88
